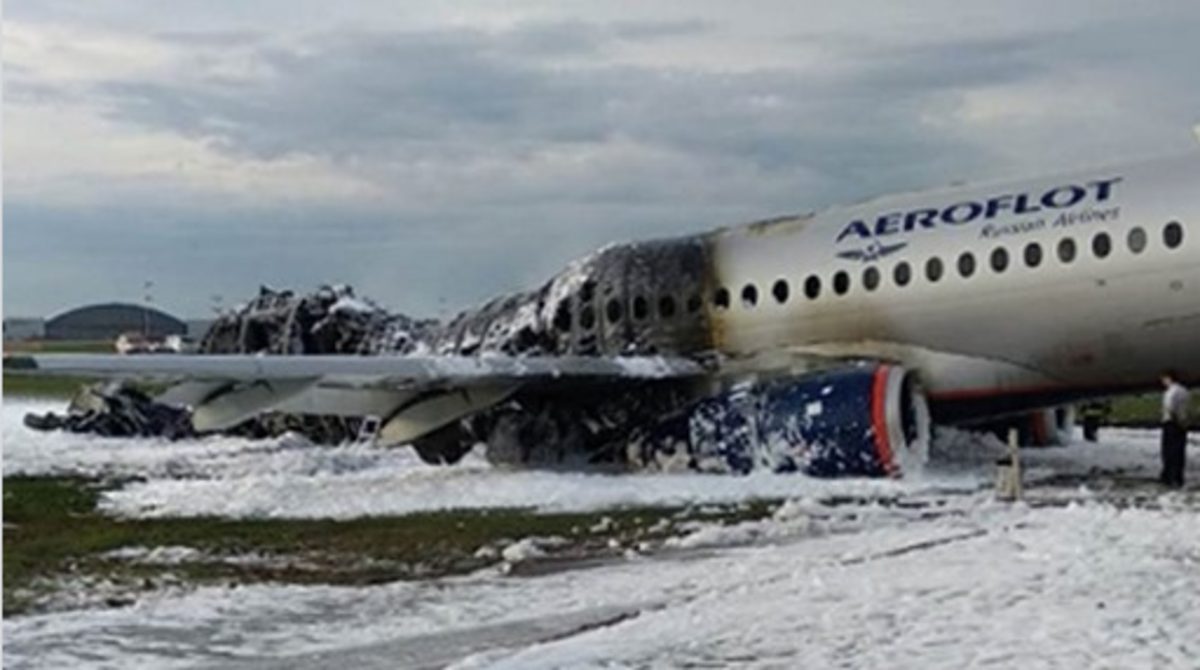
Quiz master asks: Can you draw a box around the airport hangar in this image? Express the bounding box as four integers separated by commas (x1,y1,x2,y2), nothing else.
3,303,210,342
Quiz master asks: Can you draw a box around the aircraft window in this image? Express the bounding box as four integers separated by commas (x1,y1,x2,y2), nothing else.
687,294,703,314
742,284,759,307
1057,238,1077,264
580,305,596,330
893,262,912,287
772,279,790,304
552,303,572,331
1164,221,1184,249
863,266,881,292
925,257,944,283
659,296,677,319
606,298,623,323
804,275,822,299
633,296,649,321
1024,242,1043,269
1092,232,1112,259
990,247,1009,273
714,287,731,310
579,281,596,303
958,252,976,278
833,271,850,295
1127,227,1147,254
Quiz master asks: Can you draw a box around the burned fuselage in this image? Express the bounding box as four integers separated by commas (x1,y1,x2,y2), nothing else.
65,235,733,468
430,233,719,359
420,233,728,468
28,216,929,478
413,216,931,477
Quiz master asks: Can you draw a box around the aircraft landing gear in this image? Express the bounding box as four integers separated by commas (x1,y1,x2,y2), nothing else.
411,423,473,465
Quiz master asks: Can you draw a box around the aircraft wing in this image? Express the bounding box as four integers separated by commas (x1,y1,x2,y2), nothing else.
3,353,705,386
4,353,707,438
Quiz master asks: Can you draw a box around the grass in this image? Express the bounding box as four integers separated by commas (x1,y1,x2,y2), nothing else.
2,475,778,616
3,340,114,354
3,374,97,398
1107,392,1200,427
4,339,108,398
32,340,114,353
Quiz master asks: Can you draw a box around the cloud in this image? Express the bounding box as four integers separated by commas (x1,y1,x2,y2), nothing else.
79,25,1043,204
7,4,1200,318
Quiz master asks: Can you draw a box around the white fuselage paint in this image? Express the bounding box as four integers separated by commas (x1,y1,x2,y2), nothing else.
708,152,1200,400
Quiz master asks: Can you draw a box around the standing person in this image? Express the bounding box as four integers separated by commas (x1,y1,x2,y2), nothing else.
1160,370,1191,488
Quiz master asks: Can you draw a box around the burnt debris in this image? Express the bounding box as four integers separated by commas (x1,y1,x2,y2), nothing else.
24,382,195,440
26,235,719,467
25,283,437,445
198,284,439,357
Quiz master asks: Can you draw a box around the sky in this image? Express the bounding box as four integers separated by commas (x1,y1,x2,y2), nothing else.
5,1,1200,319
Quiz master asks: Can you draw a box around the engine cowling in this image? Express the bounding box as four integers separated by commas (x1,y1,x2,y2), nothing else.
630,364,931,477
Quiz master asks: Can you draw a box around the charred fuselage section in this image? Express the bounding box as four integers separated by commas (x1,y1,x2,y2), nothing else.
422,233,723,467
430,233,718,358
198,284,439,357
27,237,728,469
24,230,934,477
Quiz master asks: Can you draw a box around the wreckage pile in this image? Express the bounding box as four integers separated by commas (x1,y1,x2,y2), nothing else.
24,285,442,445
26,237,714,469
197,284,439,357
23,382,194,440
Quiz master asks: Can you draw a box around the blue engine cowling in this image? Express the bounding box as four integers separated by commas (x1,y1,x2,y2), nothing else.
629,364,930,477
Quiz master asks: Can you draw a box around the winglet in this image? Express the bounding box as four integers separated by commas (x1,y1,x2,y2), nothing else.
1194,124,1200,147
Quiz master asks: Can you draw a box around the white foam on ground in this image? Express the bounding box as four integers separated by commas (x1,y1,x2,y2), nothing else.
4,399,988,519
6,396,1199,668
6,497,1199,669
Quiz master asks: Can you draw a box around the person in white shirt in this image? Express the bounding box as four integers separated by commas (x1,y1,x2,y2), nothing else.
1159,370,1191,488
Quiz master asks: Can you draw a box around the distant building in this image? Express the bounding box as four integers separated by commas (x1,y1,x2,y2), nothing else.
44,303,187,342
2,318,46,341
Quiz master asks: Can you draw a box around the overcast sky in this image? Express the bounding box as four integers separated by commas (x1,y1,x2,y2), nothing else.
6,1,1200,319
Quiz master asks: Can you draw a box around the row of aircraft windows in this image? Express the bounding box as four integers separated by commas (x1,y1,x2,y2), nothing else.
568,222,1185,329
720,221,1187,308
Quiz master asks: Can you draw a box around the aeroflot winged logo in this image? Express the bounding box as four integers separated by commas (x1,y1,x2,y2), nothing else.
836,240,908,262
834,177,1123,260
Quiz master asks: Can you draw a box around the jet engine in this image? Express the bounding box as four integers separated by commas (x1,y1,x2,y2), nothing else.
630,364,931,477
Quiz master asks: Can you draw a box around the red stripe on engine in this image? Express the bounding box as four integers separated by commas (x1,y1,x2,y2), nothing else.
870,366,896,476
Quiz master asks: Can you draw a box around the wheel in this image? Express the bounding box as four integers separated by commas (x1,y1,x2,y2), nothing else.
411,423,472,465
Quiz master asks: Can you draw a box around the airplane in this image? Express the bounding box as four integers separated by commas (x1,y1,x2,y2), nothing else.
8,141,1199,478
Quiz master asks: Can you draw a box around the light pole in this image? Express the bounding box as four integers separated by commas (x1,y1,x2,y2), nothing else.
142,280,154,338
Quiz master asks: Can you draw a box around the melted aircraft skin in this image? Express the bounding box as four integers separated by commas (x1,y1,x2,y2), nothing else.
434,150,1200,424
430,234,721,359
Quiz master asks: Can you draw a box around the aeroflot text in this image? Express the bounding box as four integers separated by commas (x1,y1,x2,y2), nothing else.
835,177,1122,243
